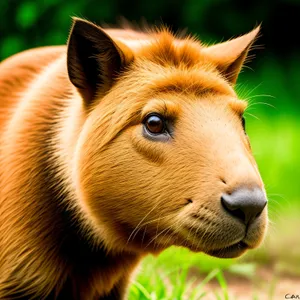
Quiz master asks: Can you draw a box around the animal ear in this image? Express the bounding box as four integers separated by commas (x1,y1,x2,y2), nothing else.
202,26,260,85
67,18,134,105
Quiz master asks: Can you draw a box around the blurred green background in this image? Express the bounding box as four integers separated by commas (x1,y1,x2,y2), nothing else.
1,0,299,298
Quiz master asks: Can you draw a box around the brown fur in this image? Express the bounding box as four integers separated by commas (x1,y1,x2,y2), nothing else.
0,18,267,299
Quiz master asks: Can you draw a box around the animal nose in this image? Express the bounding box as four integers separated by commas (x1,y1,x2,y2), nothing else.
221,187,267,225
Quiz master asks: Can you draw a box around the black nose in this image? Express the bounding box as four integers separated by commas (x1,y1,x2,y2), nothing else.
221,188,267,225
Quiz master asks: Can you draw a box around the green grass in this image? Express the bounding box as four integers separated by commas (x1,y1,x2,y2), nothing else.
128,250,265,299
129,258,230,300
129,61,300,299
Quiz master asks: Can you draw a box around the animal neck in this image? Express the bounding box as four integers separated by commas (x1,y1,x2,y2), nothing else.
40,78,141,297
0,59,140,298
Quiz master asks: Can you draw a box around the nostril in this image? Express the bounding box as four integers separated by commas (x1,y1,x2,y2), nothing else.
220,177,227,184
185,198,193,205
221,188,267,225
255,212,262,219
221,197,245,221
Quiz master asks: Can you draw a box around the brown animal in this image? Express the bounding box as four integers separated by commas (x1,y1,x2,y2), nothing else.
0,18,268,299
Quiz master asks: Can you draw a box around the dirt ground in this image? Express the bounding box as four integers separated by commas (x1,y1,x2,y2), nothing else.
202,267,300,300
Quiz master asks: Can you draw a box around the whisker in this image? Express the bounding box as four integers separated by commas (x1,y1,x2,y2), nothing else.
246,100,276,109
141,225,147,247
190,217,201,249
160,217,185,248
244,112,260,120
127,201,161,243
195,219,216,250
145,224,174,249
154,209,164,248
237,82,263,99
130,213,175,243
246,94,275,101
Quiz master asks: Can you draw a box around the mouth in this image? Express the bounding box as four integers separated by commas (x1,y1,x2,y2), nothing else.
205,241,249,258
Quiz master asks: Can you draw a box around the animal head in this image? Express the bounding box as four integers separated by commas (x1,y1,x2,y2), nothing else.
67,18,268,258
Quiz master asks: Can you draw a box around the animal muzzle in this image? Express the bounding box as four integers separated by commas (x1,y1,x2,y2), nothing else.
180,183,268,258
221,187,267,225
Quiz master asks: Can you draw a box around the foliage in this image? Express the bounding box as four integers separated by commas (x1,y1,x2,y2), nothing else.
1,0,300,298
1,0,300,61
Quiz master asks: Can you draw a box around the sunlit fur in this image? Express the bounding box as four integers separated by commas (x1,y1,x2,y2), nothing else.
0,19,267,299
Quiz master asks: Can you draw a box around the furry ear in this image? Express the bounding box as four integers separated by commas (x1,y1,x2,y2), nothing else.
67,18,134,105
202,26,260,84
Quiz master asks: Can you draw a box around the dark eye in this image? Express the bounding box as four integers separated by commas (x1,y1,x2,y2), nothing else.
241,116,246,132
143,113,166,134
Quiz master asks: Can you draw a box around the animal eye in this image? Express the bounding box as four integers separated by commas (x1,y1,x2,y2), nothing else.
241,116,246,132
143,113,166,134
